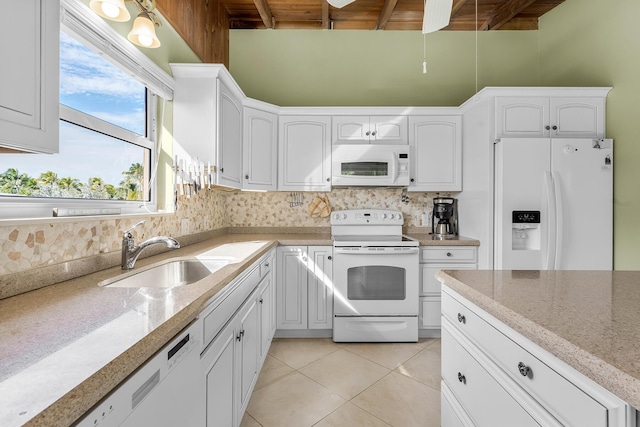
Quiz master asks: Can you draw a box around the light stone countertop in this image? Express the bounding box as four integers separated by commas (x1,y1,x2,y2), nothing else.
436,269,640,410
0,231,478,427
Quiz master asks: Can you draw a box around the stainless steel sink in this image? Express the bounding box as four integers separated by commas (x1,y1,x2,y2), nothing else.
99,258,230,288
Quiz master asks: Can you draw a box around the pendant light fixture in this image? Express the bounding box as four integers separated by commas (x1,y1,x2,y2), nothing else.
90,0,162,48
90,0,130,22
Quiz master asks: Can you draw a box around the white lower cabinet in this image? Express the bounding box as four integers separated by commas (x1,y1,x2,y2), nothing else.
441,286,633,427
419,247,477,333
276,246,333,331
200,249,276,427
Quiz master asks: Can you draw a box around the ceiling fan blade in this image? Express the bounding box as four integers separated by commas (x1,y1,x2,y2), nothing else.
422,0,453,33
327,0,357,8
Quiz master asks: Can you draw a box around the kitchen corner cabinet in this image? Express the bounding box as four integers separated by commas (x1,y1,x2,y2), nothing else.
0,0,59,153
332,116,408,144
496,96,605,139
419,247,477,335
278,116,332,191
276,246,333,330
171,64,244,189
408,116,462,192
243,107,277,191
441,286,633,427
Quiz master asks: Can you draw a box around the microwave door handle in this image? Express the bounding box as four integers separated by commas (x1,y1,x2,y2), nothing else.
390,152,398,182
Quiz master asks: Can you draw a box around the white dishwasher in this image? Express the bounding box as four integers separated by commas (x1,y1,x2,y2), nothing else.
76,319,204,427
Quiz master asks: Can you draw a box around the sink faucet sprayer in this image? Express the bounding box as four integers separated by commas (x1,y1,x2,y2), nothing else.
121,220,180,270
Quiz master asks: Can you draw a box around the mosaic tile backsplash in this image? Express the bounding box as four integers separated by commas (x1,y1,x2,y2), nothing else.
0,187,447,293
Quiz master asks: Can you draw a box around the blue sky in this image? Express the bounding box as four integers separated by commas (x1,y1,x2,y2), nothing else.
0,32,148,186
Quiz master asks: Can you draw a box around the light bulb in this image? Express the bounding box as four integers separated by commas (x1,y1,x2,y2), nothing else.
137,35,153,47
101,2,120,18
423,61,427,74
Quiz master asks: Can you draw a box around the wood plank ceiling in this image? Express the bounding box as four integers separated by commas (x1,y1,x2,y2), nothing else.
226,0,565,31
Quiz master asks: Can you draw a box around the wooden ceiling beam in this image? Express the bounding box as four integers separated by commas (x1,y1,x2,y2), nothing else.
482,0,537,31
451,0,468,17
375,0,401,30
252,0,275,29
322,1,330,29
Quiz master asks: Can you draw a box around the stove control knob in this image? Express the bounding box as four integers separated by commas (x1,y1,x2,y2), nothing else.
382,213,388,219
342,213,348,220
389,213,395,220
397,213,403,220
333,213,340,221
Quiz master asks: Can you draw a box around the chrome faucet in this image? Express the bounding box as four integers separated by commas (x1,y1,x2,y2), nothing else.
121,220,180,270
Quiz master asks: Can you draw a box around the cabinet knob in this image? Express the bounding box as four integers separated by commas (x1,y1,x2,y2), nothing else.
552,125,558,131
410,178,415,183
236,332,242,341
259,298,264,304
371,131,377,136
245,174,249,179
545,125,551,130
265,263,270,267
326,178,330,182
518,362,531,377
457,372,466,384
446,252,452,257
366,131,371,136
327,256,332,260
457,313,466,324
220,167,224,173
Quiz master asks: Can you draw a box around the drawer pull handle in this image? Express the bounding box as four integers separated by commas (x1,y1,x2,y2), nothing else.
446,252,452,257
518,362,531,377
457,372,466,384
457,313,466,324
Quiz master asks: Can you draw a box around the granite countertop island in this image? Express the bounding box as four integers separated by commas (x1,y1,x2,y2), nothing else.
0,231,479,427
436,269,640,410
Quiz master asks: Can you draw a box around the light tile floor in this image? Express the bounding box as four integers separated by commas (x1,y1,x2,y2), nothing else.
241,338,441,427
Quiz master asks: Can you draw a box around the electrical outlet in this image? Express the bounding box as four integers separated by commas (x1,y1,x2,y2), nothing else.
181,218,190,236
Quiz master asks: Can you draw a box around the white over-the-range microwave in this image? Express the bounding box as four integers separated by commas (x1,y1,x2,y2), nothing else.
331,144,410,187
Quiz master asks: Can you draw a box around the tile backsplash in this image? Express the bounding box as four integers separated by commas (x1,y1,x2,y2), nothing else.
0,187,447,296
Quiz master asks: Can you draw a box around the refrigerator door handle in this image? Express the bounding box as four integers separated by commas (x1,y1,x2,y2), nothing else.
552,171,563,269
544,172,556,270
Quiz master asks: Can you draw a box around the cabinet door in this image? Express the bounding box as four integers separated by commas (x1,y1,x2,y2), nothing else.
236,296,260,418
203,320,237,427
217,80,243,189
408,116,462,191
332,116,370,144
258,275,273,360
419,297,441,329
0,0,59,153
421,264,476,296
496,97,550,139
243,107,277,190
370,116,408,144
276,247,308,329
550,97,605,138
278,116,332,191
307,246,333,329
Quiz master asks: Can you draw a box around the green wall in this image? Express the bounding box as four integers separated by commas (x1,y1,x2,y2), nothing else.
539,0,640,269
229,30,540,106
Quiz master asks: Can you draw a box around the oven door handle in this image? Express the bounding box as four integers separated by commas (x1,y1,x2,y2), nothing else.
333,247,420,255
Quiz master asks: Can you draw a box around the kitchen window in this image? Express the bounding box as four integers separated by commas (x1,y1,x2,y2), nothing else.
0,0,175,220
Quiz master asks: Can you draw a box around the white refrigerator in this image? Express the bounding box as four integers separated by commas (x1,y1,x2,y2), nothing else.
494,138,613,270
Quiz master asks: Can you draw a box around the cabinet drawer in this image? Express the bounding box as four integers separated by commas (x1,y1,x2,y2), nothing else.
421,264,475,295
442,290,609,427
420,247,477,263
442,327,542,427
203,266,261,348
260,253,274,278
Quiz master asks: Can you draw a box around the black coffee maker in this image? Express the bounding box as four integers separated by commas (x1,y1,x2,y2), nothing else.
432,197,458,237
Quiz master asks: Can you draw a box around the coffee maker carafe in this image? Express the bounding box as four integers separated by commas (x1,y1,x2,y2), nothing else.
432,197,458,237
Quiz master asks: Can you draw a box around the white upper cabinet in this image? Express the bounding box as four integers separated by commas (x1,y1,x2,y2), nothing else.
217,80,243,188
171,64,244,189
278,116,331,191
408,116,462,192
496,96,605,139
333,116,407,144
243,107,277,191
0,0,59,153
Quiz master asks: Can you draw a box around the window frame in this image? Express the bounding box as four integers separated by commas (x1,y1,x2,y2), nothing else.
0,0,175,221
